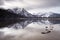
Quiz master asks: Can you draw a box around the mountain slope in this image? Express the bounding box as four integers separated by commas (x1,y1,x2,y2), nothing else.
8,8,33,17
0,8,19,19
49,13,60,17
39,12,60,17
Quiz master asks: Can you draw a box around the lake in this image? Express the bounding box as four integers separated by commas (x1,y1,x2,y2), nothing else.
0,18,60,40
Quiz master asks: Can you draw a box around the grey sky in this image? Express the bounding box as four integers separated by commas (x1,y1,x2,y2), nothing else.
0,0,4,5
0,0,60,13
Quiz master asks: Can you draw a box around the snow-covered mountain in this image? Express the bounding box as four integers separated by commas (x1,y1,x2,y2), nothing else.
8,8,22,14
1,7,60,18
49,13,60,17
40,14,50,17
8,8,33,17
38,12,60,17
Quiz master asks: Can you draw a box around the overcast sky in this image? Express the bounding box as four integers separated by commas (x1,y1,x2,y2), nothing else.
0,0,60,13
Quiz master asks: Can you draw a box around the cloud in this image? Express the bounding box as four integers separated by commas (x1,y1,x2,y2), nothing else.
0,0,4,5
6,0,15,1
28,7,60,13
23,0,60,9
0,0,60,10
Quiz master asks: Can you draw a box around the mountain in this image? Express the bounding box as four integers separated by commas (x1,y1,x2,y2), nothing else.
19,8,33,17
49,13,60,17
39,12,60,17
0,8,20,20
1,8,60,18
0,8,43,18
8,8,33,17
39,12,52,17
0,8,21,27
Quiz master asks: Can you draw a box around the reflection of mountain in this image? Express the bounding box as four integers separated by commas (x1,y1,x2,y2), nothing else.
7,19,42,29
40,20,51,24
0,18,60,29
48,18,60,24
0,19,42,29
12,19,33,29
0,19,21,28
40,18,60,24
49,20,60,24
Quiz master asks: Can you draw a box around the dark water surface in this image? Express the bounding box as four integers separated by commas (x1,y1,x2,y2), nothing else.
0,19,60,40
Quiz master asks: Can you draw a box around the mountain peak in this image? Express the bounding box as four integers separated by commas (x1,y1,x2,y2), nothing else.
8,8,24,14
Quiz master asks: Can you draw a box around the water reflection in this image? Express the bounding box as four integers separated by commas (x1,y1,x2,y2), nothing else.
0,19,56,34
0,19,60,40
0,18,58,29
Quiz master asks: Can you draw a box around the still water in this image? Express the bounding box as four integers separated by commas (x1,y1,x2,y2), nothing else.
0,19,60,40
